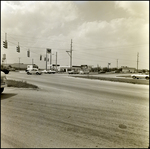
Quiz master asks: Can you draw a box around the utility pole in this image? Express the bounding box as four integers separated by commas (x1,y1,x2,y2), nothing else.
70,39,72,68
66,39,73,69
46,49,52,70
137,52,139,72
5,33,7,41
117,59,118,69
46,50,47,70
56,52,57,71
19,57,20,71
50,53,52,70
108,63,111,71
32,59,34,65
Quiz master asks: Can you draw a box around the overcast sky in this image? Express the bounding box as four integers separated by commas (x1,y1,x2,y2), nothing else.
1,1,149,69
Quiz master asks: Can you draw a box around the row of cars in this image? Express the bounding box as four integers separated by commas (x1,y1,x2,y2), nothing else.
26,68,90,75
26,68,56,75
68,70,89,74
1,68,56,93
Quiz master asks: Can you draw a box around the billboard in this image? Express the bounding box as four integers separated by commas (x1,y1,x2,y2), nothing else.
47,49,51,53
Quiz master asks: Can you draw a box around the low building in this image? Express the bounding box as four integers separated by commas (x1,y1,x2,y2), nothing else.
58,66,71,72
2,63,38,70
121,66,136,73
58,65,91,72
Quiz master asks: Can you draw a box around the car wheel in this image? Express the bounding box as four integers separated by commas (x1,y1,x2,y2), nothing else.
146,77,149,80
27,72,30,75
132,76,136,79
1,88,4,93
36,72,39,75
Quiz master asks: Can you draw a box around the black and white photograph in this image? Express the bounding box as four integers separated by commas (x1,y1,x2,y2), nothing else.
1,1,149,148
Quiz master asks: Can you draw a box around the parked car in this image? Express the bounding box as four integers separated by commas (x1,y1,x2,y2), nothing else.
47,70,56,74
68,70,74,74
98,70,106,74
1,71,7,93
79,70,84,74
41,70,48,74
79,70,90,74
83,70,89,74
27,68,42,75
68,70,79,74
131,74,149,80
115,70,121,73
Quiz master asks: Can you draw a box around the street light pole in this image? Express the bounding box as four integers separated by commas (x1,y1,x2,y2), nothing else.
108,63,111,71
117,59,118,69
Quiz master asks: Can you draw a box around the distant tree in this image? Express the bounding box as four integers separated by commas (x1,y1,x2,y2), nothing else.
142,69,146,73
110,67,117,71
8,65,12,68
91,67,98,72
97,66,101,72
103,67,109,72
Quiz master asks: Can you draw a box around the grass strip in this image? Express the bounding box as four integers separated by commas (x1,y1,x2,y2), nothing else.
73,76,149,85
7,79,39,89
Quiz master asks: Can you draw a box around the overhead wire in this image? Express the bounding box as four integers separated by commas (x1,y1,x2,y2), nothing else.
1,31,149,66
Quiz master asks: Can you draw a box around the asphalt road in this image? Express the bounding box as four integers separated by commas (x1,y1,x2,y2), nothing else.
1,72,149,148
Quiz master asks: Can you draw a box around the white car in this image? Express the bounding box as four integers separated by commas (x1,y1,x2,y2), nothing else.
79,70,89,74
41,70,48,74
68,70,79,74
79,70,84,74
47,70,56,74
27,68,42,75
1,71,7,93
131,74,149,80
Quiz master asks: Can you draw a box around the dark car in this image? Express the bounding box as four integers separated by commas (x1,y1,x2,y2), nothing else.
98,70,106,74
1,68,9,74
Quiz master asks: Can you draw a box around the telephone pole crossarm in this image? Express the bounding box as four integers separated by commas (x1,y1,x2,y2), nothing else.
66,51,71,56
